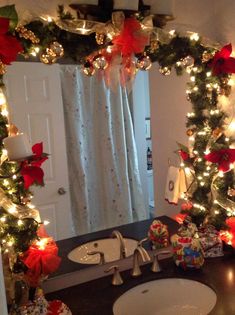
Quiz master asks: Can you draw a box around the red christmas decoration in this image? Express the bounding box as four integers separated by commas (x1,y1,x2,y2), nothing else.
0,17,23,64
21,237,61,287
181,202,193,211
209,43,235,76
204,148,235,172
220,217,235,247
179,149,190,161
20,142,48,189
174,213,187,224
112,17,148,57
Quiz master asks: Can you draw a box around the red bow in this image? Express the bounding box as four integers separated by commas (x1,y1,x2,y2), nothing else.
204,148,235,172
112,18,148,57
20,142,48,189
209,43,235,75
0,17,23,64
21,237,61,287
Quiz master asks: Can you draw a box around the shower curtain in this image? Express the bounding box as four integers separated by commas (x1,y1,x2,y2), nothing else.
60,65,147,234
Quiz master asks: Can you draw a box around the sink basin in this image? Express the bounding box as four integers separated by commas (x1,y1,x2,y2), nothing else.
113,278,217,315
68,238,138,264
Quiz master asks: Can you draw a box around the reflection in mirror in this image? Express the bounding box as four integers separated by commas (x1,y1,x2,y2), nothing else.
5,62,153,239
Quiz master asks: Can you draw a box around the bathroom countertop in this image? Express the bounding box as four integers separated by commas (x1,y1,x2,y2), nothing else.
46,254,235,315
46,216,235,315
53,215,179,276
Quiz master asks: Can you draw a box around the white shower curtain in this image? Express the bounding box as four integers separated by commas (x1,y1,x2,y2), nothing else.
60,65,147,234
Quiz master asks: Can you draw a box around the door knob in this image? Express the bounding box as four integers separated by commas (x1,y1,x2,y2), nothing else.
58,187,66,195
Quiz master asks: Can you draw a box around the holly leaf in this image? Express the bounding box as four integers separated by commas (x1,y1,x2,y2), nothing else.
176,141,189,153
0,5,18,31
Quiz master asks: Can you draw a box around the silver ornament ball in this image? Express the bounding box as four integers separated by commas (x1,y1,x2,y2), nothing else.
136,55,152,71
93,54,108,70
83,61,95,76
159,66,171,76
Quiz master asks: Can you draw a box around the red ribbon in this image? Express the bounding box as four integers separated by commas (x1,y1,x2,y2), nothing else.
112,17,148,57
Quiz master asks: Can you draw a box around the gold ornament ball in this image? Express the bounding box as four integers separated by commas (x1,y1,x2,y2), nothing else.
186,129,194,136
83,61,95,76
212,127,223,137
228,188,235,197
159,66,171,76
136,55,152,71
202,51,213,63
49,41,64,58
0,61,6,75
150,39,159,52
93,54,108,70
40,52,56,65
182,55,194,67
96,33,105,45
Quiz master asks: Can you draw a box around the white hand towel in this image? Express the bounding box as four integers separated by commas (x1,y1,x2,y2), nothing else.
165,166,180,205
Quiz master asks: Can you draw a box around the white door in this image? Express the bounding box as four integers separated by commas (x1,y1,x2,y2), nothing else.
5,62,74,240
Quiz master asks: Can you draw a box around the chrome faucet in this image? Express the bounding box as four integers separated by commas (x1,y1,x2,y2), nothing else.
131,242,151,277
111,230,126,260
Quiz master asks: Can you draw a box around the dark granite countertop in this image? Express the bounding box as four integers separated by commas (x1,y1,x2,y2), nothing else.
47,254,235,315
46,216,235,315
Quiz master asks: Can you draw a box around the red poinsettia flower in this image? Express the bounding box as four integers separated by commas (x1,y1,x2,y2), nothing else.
179,150,190,161
112,17,148,57
209,43,235,76
20,237,61,287
204,148,235,172
21,164,44,189
0,17,23,64
20,142,48,189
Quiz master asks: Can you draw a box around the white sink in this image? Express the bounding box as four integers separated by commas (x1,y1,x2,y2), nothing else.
68,238,138,264
113,278,217,315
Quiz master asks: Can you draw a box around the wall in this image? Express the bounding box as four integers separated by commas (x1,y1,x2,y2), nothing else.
149,64,191,218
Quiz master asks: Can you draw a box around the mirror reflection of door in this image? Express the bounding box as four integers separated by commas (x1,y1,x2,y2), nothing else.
5,62,74,240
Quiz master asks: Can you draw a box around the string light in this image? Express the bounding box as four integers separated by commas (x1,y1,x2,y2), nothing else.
190,33,199,41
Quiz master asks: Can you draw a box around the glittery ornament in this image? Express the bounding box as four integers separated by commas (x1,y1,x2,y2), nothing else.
40,52,56,65
202,51,213,63
212,127,223,138
228,188,235,197
150,39,159,53
16,25,40,44
182,55,194,67
159,66,171,75
49,41,64,58
83,61,95,76
0,61,6,75
96,32,105,45
136,55,152,71
186,129,194,136
93,54,108,70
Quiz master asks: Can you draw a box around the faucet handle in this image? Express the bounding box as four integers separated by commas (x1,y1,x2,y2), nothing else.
151,250,171,273
138,237,149,247
87,251,105,265
105,265,123,286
